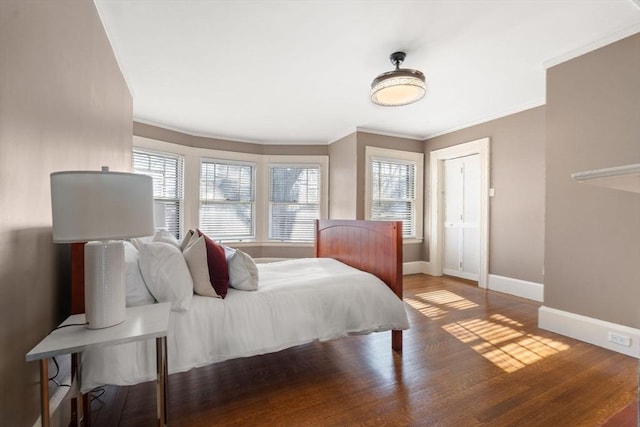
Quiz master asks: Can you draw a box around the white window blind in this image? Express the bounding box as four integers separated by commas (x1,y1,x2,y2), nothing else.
200,159,255,240
269,165,320,242
370,158,416,238
132,149,184,239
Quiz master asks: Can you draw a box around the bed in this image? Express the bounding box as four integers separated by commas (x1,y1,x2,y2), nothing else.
70,219,409,394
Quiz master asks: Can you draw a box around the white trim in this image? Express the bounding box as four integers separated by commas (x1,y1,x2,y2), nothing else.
263,155,330,242
571,163,640,193
356,127,424,141
539,306,640,358
488,274,543,302
544,24,640,69
444,269,479,282
403,261,431,275
423,101,544,140
572,163,640,182
429,138,490,288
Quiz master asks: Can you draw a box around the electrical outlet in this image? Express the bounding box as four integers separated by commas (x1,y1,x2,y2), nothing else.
608,332,631,347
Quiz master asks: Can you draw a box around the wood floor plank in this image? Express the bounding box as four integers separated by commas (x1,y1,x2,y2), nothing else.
89,274,638,426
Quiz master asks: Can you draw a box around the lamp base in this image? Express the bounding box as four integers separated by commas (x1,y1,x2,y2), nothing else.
84,241,126,329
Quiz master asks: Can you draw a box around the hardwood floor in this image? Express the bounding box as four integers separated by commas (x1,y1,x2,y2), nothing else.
88,274,637,426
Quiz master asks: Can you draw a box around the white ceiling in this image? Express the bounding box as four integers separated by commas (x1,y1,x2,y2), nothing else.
94,0,640,145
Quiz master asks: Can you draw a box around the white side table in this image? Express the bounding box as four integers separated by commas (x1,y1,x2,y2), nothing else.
26,302,171,427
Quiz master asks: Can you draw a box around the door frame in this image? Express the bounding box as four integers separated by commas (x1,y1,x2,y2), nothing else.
429,137,490,287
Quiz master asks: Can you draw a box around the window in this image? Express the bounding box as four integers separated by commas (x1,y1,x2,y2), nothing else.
199,159,255,240
133,136,328,245
366,147,423,239
132,149,184,239
268,164,320,242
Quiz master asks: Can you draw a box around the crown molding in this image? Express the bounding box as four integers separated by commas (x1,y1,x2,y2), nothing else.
544,24,640,69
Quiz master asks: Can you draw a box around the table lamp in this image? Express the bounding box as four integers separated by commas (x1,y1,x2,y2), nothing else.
50,167,154,329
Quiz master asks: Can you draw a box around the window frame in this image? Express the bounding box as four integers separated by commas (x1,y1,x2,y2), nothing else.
262,155,328,244
199,157,257,242
266,162,323,242
364,146,424,241
132,147,185,240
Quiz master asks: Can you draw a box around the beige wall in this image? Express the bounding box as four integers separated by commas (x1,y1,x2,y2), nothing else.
425,107,546,284
328,132,358,219
544,34,640,328
134,122,328,156
0,0,132,424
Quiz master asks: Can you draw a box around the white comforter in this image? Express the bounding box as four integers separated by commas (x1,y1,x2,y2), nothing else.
81,258,409,392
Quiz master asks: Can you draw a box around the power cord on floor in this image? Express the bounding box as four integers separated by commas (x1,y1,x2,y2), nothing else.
90,387,106,402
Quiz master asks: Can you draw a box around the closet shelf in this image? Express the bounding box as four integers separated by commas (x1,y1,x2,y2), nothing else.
571,163,640,193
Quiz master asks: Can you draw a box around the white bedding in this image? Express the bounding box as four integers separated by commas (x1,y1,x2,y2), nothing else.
80,258,409,393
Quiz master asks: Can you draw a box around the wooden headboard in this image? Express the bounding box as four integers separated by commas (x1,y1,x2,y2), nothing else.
315,219,403,351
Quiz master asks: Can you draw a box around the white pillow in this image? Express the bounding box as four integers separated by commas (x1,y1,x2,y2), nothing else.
123,241,155,307
139,242,193,311
129,235,153,252
180,229,196,252
182,235,220,298
153,230,181,248
224,246,259,291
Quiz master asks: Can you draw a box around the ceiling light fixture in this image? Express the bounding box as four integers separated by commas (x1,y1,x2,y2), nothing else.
371,51,426,107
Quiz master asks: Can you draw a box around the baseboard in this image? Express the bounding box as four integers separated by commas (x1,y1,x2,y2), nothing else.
488,274,543,302
539,306,640,358
403,261,431,275
443,268,479,282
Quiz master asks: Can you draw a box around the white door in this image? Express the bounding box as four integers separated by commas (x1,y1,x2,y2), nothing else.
442,154,480,281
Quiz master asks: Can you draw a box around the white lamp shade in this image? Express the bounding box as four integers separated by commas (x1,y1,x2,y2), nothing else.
50,170,154,243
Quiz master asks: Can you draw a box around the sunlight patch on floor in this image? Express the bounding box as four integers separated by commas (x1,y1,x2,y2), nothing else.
404,297,448,319
418,290,479,310
443,315,570,373
404,290,478,319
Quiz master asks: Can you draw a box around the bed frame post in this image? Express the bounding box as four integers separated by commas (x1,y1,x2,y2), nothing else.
70,242,91,425
314,219,404,352
70,242,85,315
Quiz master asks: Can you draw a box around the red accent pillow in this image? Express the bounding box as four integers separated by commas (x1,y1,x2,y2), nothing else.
197,230,230,298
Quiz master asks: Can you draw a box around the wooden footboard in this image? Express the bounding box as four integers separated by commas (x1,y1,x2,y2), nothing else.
314,219,403,352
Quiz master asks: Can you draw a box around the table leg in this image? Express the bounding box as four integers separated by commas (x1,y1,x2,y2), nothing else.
163,336,168,426
70,353,87,427
156,337,167,426
40,359,50,427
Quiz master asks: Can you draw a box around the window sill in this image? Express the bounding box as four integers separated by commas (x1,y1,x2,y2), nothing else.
403,238,424,244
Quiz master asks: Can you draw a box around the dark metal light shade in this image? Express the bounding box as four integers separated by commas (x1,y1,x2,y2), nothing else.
371,51,426,107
